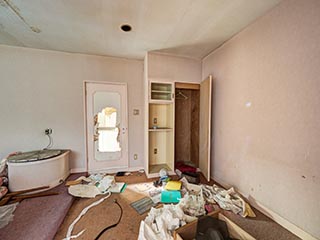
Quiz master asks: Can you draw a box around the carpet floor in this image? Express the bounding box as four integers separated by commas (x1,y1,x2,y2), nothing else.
0,174,82,240
54,172,300,240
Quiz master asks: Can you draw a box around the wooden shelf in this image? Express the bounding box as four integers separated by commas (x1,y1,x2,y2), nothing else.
150,82,173,102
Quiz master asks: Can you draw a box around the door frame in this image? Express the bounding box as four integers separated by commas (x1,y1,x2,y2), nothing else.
83,80,129,173
173,78,212,181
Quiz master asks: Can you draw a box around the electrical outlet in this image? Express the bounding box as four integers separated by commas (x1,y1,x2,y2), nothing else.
45,128,52,135
153,118,157,124
133,109,140,115
134,154,138,160
154,148,157,154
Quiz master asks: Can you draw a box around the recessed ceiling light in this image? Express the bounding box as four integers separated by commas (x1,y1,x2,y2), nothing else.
120,24,132,32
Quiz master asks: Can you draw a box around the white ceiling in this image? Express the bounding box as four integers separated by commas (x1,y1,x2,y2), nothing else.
0,0,282,60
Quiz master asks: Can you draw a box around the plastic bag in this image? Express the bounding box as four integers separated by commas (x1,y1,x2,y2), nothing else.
0,203,18,229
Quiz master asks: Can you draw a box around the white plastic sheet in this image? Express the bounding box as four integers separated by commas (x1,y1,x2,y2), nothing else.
0,203,18,229
68,175,116,198
68,185,101,198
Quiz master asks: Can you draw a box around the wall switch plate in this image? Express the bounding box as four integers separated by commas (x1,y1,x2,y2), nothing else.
134,154,138,160
133,109,140,115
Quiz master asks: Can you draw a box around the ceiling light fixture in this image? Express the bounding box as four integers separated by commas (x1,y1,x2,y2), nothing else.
120,24,132,32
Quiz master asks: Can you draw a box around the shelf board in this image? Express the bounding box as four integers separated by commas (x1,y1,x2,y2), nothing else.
148,128,172,132
149,163,172,174
151,90,171,94
149,99,173,104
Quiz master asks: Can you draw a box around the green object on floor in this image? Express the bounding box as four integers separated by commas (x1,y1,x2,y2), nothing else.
161,190,181,203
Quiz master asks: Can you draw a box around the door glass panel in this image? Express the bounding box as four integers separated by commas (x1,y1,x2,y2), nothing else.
93,91,121,160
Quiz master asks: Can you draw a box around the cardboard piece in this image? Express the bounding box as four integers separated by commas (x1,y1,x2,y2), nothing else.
173,210,256,240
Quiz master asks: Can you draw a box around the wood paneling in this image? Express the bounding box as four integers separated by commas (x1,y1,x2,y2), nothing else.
175,89,192,163
191,90,200,167
175,88,200,167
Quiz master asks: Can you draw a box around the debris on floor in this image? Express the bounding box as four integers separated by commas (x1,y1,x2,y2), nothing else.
161,190,181,203
131,196,156,215
165,180,182,191
0,202,18,229
68,184,101,198
137,166,256,239
67,174,126,198
202,184,256,218
138,204,197,240
179,191,206,217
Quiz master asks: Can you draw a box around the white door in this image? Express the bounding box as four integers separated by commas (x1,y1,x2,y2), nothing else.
199,75,212,181
86,82,128,173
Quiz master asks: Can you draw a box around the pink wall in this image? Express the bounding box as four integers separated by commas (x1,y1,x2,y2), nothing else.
0,45,144,171
202,0,320,238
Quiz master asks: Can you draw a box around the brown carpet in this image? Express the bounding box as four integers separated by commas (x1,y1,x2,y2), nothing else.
54,172,300,240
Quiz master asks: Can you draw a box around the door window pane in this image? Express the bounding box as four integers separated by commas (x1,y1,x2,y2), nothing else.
93,92,121,156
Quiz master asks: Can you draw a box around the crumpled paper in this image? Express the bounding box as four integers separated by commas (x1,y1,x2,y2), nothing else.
202,184,256,218
138,204,196,240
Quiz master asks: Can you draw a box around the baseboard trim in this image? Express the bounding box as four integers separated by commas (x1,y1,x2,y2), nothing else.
213,177,318,240
70,168,86,173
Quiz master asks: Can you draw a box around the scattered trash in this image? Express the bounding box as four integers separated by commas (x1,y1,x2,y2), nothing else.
159,168,170,183
165,181,182,191
96,175,115,193
138,204,197,240
181,172,200,184
136,172,256,240
154,169,170,187
109,182,126,193
149,189,162,204
0,177,8,187
0,203,18,229
0,186,8,199
202,184,256,218
68,185,101,198
67,175,125,198
179,191,206,217
65,176,91,186
131,197,156,215
161,190,181,203
180,177,201,194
